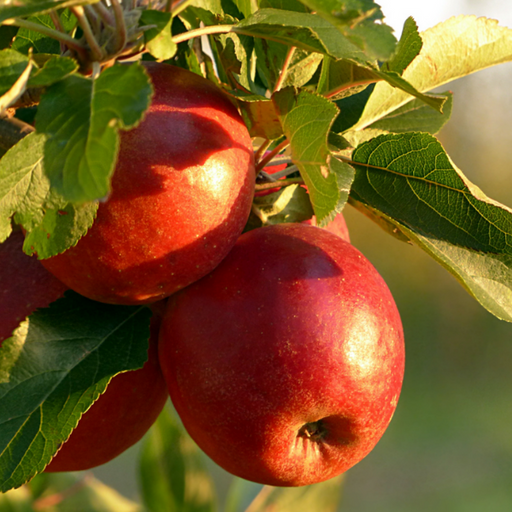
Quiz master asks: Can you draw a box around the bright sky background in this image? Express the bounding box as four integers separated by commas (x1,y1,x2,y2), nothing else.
377,0,512,35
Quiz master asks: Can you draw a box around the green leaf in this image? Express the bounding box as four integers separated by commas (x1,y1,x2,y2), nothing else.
383,16,422,75
352,16,512,131
259,0,309,12
0,0,98,23
0,292,152,493
365,91,453,135
22,199,98,258
236,9,369,63
139,408,216,512
11,12,76,55
179,1,235,29
273,87,354,225
370,68,446,113
0,132,48,242
255,39,322,91
0,132,97,257
350,132,512,321
231,0,255,18
225,475,344,512
141,10,177,61
297,0,397,61
27,55,78,87
246,184,314,231
217,32,258,92
0,49,29,96
234,11,444,112
36,63,153,203
316,56,377,100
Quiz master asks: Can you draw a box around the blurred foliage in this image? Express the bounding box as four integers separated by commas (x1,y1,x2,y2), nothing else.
338,63,512,511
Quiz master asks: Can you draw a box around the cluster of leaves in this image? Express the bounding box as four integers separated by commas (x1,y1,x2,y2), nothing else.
1,0,512,500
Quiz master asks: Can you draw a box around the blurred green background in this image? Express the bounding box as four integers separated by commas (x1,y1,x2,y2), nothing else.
83,1,512,510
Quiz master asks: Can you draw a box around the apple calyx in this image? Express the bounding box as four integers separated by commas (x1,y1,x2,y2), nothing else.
298,420,327,442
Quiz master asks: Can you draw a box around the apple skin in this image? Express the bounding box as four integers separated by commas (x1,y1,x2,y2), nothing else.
158,223,404,486
41,62,255,305
45,302,168,472
0,231,67,346
256,161,350,242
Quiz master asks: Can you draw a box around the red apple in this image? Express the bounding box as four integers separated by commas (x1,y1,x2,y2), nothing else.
158,223,404,486
41,62,255,305
45,303,168,472
1,231,168,471
256,159,350,242
0,230,67,346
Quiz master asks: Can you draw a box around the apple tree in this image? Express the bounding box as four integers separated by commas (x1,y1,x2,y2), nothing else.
1,0,512,509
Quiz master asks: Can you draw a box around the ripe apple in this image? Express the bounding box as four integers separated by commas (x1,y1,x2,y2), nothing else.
41,62,255,305
256,159,350,242
158,223,404,486
1,231,168,471
45,302,168,472
0,230,67,346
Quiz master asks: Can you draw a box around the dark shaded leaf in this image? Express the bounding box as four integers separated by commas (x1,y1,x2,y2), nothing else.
0,292,151,492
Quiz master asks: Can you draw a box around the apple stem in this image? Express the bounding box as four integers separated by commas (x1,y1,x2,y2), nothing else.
254,177,304,192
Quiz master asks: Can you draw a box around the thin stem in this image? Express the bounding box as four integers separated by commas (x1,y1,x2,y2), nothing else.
0,58,33,115
324,78,379,99
49,11,64,32
255,139,289,173
71,6,104,61
2,18,87,53
171,0,193,16
273,46,296,93
251,203,266,223
111,0,127,54
254,177,304,191
271,164,298,179
84,5,101,35
172,24,234,44
92,1,115,26
254,139,271,164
